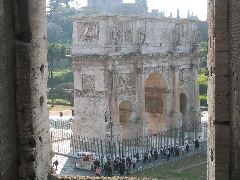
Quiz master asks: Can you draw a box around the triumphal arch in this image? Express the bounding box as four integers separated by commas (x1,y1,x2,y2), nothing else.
70,16,200,140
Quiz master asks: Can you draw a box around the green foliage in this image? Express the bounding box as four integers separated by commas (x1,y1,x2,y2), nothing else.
47,0,76,104
48,43,71,85
47,0,78,43
198,71,208,107
48,68,73,88
48,43,69,61
198,73,208,86
199,41,208,68
200,95,208,107
133,154,207,179
198,41,208,107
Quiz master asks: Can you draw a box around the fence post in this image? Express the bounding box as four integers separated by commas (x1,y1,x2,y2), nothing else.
117,141,120,158
121,141,124,157
97,139,100,159
100,139,103,159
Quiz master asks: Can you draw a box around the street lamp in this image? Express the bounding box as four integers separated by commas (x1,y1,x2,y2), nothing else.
104,106,113,160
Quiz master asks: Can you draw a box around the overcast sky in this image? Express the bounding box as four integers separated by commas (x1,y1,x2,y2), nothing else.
47,0,207,20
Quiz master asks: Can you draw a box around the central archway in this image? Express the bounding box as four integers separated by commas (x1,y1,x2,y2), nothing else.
119,101,132,140
145,73,168,134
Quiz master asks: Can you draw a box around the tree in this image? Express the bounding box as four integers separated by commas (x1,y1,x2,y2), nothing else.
48,43,69,80
198,41,208,107
47,0,78,43
199,41,208,69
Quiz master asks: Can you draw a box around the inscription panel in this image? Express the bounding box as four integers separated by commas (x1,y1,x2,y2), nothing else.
144,65,168,74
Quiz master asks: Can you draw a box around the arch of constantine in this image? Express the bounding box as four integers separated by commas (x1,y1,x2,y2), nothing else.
1,0,240,179
70,16,200,140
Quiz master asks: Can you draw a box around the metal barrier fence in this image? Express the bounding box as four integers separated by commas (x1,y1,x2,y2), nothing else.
50,120,207,159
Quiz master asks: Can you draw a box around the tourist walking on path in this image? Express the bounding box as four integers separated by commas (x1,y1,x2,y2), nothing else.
154,148,158,161
107,161,112,177
132,156,137,169
135,152,139,161
53,160,59,170
144,152,148,164
186,143,190,153
104,162,108,176
119,160,125,176
195,139,200,150
95,166,101,177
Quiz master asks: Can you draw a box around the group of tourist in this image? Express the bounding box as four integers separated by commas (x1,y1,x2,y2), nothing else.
92,139,201,177
93,153,140,177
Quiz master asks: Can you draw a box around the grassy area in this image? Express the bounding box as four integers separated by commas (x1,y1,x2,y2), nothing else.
47,98,72,105
132,153,207,180
49,105,73,116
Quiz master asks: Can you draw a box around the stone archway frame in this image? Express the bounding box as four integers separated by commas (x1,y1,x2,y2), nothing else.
118,100,133,140
179,92,188,127
144,72,169,134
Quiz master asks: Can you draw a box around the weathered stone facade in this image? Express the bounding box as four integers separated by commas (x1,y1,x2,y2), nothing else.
71,16,200,140
0,0,17,179
208,0,240,179
0,0,50,179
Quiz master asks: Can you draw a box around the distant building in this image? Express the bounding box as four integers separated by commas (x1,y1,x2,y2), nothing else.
83,0,148,16
135,0,148,15
87,0,122,11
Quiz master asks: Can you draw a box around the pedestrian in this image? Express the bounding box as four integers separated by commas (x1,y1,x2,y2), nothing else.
163,146,167,159
160,146,164,159
175,145,180,159
148,151,152,162
107,161,112,177
104,162,108,177
154,148,158,161
144,152,148,164
53,160,59,170
166,150,170,161
60,112,63,117
132,156,137,169
119,160,125,176
186,143,190,153
135,152,139,161
195,139,200,150
150,147,154,158
95,166,101,177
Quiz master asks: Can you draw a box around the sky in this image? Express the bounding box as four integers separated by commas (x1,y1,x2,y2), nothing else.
47,0,207,20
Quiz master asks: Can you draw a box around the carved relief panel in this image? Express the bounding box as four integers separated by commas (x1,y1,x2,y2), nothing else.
117,74,136,97
145,95,163,114
179,69,192,83
112,22,124,45
112,21,134,45
118,74,136,89
145,86,164,114
175,24,184,46
77,22,100,42
82,74,95,90
124,21,134,43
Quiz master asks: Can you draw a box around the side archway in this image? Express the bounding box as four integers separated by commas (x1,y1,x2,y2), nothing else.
119,101,132,140
180,93,187,129
144,73,168,134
